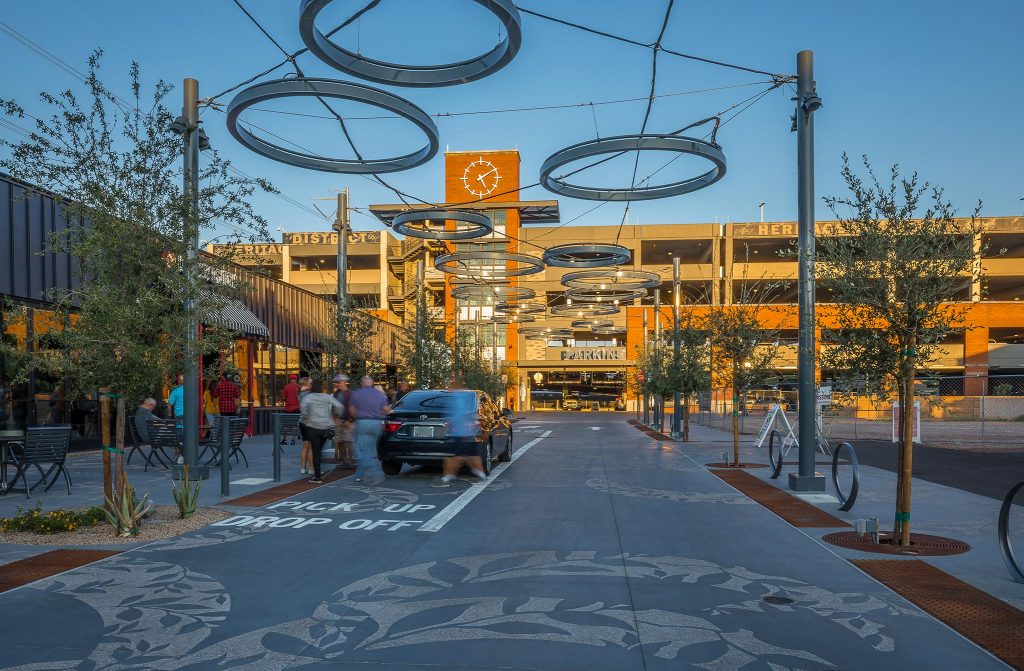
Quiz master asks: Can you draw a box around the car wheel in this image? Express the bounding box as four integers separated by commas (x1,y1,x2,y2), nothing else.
477,441,492,476
380,459,403,476
498,432,513,462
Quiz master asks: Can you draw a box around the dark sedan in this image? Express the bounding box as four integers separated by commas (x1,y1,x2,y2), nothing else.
377,389,513,476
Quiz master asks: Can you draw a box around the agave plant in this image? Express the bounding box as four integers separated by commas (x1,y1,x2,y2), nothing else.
172,464,202,519
104,482,153,538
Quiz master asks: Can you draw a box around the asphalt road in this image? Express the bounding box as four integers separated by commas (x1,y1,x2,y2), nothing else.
0,413,1008,670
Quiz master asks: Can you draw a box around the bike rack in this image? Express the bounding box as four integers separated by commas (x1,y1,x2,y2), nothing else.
998,480,1024,583
768,429,784,480
831,442,860,512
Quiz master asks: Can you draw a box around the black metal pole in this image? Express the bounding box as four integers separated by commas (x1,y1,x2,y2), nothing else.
182,78,201,474
791,50,825,492
219,415,230,496
672,257,682,439
272,412,282,482
642,309,649,425
654,289,662,432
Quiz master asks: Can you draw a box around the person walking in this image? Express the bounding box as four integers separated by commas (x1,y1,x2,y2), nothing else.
297,377,313,475
166,373,185,463
281,374,301,445
348,376,391,484
331,374,353,465
299,379,344,484
214,372,241,417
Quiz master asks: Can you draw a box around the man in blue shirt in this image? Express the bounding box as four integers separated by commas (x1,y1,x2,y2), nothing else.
166,373,185,463
348,376,391,484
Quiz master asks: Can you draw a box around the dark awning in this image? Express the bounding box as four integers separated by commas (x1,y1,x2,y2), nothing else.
215,299,269,339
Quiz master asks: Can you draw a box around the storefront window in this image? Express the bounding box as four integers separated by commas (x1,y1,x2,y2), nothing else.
254,341,273,406
274,345,300,406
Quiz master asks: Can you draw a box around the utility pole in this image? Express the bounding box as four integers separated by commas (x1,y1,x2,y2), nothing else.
415,259,424,385
654,288,662,432
791,50,825,492
671,257,682,439
180,78,205,479
334,189,350,342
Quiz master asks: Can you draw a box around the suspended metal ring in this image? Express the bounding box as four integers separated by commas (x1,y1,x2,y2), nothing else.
392,209,493,240
450,284,535,302
571,319,615,330
549,303,619,317
436,250,545,278
592,325,627,335
542,243,632,268
299,0,522,87
562,269,661,290
226,77,438,174
520,327,572,336
565,287,647,303
540,134,727,201
489,313,537,324
494,301,546,315
524,330,573,340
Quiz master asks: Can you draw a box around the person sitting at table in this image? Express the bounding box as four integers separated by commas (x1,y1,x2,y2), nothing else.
134,398,158,443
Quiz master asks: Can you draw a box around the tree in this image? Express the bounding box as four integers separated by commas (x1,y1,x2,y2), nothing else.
666,312,711,442
313,300,384,384
634,338,671,431
708,289,784,466
818,155,981,546
0,52,273,507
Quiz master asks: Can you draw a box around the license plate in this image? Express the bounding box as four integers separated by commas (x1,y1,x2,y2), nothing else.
412,426,434,438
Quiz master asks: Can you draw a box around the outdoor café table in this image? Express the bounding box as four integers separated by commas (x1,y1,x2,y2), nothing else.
0,429,25,495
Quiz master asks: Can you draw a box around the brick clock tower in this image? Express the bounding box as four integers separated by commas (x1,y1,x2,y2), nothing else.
442,150,523,388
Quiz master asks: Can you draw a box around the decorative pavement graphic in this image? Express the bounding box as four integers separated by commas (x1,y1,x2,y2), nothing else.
0,413,1011,670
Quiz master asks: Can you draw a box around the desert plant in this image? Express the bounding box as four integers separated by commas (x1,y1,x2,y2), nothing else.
172,464,202,519
104,482,153,537
0,503,105,535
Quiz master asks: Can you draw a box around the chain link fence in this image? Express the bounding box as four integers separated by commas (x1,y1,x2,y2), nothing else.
692,375,1024,449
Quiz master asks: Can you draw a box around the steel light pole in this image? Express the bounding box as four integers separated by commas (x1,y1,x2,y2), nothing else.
642,309,649,425
654,288,662,432
671,257,682,439
334,189,350,341
790,50,826,492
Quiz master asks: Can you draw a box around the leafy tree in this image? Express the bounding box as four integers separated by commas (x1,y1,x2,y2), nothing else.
666,312,711,442
405,285,452,390
313,300,384,384
634,336,672,431
818,155,981,546
0,52,273,504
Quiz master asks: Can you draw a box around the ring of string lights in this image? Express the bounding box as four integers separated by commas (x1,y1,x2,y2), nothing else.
489,313,537,324
541,243,632,268
592,325,627,335
565,286,647,303
436,250,545,279
226,78,439,173
549,303,619,317
571,319,615,330
494,302,546,315
450,284,536,302
540,134,727,201
299,0,522,88
392,209,493,240
561,269,661,290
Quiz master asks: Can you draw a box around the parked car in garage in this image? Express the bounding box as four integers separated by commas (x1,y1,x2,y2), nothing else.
377,389,513,476
562,395,581,411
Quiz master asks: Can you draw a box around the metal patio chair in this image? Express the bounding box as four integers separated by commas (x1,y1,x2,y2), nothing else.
128,416,170,471
206,417,249,468
146,418,181,467
6,425,73,498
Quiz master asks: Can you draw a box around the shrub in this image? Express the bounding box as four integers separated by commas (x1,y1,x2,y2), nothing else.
0,502,105,535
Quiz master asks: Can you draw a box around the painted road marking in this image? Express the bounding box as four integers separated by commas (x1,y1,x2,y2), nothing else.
231,477,273,485
589,427,602,431
419,430,551,533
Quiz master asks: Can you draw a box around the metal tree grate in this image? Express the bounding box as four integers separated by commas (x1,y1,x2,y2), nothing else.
824,531,970,556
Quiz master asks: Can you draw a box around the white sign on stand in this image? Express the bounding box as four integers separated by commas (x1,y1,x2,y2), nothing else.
891,401,921,444
753,403,797,450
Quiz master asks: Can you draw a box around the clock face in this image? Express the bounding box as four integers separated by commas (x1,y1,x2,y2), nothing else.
461,158,501,197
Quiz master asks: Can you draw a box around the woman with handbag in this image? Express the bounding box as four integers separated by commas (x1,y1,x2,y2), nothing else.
299,379,344,483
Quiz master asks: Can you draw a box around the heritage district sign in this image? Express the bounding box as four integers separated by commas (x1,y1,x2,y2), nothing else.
558,347,626,361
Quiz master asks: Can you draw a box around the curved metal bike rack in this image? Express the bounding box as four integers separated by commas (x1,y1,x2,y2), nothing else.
768,429,784,480
540,134,727,201
998,480,1024,583
299,0,522,88
542,243,632,268
392,209,493,240
831,441,860,512
226,77,439,173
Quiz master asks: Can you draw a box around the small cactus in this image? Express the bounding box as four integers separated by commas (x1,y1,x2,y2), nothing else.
104,481,152,537
172,464,201,519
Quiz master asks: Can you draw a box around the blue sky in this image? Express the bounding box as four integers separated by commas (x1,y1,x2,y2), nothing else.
1,0,1021,241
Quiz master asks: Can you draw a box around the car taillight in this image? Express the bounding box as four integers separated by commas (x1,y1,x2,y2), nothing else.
383,420,403,433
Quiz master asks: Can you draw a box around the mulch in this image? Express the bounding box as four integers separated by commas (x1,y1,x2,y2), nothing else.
853,559,1024,670
710,469,850,528
223,465,356,508
0,549,121,593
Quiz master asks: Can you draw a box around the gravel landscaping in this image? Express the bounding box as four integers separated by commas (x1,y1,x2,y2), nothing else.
0,505,232,546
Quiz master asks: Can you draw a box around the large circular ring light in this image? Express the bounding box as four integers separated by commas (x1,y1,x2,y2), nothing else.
450,284,535,302
494,301,546,315
226,78,438,173
549,303,619,317
540,134,727,201
565,287,647,303
299,0,522,87
436,250,545,279
489,313,536,324
392,209,492,240
592,325,627,334
562,269,661,290
542,243,632,268
571,319,615,330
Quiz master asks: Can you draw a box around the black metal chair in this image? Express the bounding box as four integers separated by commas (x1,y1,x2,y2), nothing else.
6,426,73,498
146,418,181,467
206,417,249,467
128,416,170,471
278,413,301,455
198,420,221,465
